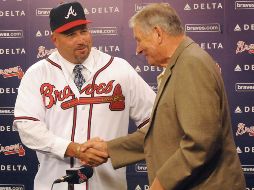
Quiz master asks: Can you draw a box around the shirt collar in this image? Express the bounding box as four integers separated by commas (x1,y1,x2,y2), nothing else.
57,50,95,75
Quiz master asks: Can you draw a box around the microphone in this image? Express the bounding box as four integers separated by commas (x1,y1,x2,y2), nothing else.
53,165,93,184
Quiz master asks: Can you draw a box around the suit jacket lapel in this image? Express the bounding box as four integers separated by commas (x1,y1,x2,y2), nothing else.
147,36,195,131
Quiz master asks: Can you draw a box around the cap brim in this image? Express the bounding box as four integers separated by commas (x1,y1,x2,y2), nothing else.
54,19,92,33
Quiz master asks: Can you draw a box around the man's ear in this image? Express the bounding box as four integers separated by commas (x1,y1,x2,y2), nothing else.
50,33,57,45
153,26,163,44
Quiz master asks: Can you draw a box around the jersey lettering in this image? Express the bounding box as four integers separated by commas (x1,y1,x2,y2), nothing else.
40,80,125,111
40,83,74,109
81,80,115,95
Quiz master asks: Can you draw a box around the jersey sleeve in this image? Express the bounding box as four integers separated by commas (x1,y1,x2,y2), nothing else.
127,63,156,128
13,63,71,159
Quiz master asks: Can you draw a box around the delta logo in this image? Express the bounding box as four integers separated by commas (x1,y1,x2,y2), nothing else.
234,64,254,72
83,6,120,15
135,65,163,73
0,10,25,17
0,143,25,157
36,30,52,37
234,24,254,32
135,185,142,190
0,66,24,79
237,146,254,153
135,184,149,190
235,106,254,113
184,3,223,11
236,123,254,137
236,41,254,54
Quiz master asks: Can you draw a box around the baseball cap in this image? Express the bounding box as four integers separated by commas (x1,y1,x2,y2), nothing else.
49,1,91,33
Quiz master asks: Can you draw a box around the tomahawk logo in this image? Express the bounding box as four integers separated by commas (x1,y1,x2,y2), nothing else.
0,66,24,79
236,123,254,136
65,6,77,19
236,41,254,54
0,143,25,157
37,46,57,58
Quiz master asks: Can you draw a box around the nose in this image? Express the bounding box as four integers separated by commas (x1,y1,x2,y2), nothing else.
136,44,143,55
77,32,86,42
75,30,89,43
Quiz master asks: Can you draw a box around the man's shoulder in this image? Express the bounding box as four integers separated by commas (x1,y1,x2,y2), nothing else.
180,41,214,64
25,51,59,75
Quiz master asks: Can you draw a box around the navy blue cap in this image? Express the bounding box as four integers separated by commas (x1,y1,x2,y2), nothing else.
49,1,91,33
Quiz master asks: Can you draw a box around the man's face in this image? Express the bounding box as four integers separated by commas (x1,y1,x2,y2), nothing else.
51,25,92,64
133,25,160,66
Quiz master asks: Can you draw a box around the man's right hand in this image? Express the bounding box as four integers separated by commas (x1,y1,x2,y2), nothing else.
65,138,109,167
79,138,109,166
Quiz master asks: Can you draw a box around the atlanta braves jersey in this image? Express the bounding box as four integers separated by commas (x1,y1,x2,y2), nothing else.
14,48,156,190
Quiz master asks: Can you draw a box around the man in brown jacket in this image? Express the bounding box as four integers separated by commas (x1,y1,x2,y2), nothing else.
83,3,246,190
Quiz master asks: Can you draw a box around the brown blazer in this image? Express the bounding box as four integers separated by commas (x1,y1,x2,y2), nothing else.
108,37,246,190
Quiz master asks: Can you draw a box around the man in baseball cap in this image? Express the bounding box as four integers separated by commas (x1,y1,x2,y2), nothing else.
49,1,91,33
14,1,155,190
50,1,93,64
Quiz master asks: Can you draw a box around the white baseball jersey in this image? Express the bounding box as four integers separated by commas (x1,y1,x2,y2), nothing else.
14,48,156,190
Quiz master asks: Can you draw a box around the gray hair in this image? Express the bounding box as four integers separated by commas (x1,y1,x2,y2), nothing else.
129,3,184,36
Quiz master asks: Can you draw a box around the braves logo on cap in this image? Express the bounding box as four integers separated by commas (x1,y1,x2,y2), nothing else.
49,1,91,33
65,6,77,19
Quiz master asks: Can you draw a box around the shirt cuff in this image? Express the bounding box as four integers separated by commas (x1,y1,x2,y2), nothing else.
52,137,72,159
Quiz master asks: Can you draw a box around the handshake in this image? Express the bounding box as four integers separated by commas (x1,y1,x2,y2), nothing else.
66,137,165,190
67,138,109,167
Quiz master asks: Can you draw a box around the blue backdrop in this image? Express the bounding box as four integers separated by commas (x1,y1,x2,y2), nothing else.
0,0,253,189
